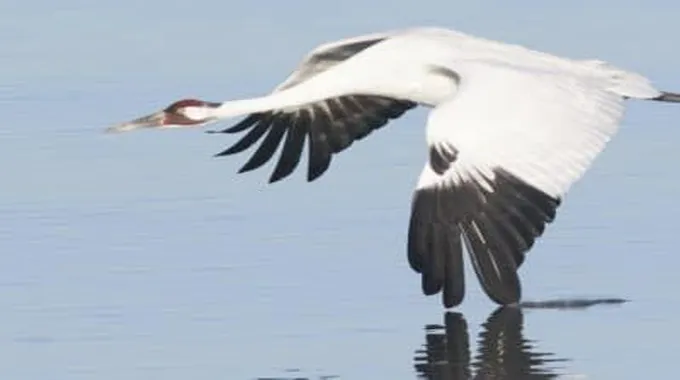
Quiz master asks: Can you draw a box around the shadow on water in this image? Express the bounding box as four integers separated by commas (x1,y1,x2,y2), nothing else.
414,307,567,379
414,298,627,379
257,373,339,380
255,298,625,379
519,297,627,310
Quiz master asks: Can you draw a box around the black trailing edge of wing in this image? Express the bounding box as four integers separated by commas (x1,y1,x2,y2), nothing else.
408,167,561,308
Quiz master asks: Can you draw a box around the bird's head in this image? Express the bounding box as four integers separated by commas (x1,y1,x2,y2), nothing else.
106,98,221,133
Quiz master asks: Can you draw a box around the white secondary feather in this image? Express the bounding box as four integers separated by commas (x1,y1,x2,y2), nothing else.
420,60,629,198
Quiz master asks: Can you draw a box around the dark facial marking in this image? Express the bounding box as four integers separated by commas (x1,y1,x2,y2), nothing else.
164,98,221,113
164,112,200,125
162,98,221,125
164,98,207,113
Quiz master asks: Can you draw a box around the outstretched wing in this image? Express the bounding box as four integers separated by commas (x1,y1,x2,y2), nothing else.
211,31,418,183
408,64,626,308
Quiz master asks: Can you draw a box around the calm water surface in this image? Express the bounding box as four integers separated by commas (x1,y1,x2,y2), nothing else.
2,2,680,379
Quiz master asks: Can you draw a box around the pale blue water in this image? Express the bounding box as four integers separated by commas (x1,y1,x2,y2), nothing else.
2,1,680,379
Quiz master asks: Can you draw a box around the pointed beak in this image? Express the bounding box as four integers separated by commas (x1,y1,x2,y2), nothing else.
105,111,167,134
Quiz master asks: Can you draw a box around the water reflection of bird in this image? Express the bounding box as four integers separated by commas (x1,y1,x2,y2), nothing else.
107,26,680,308
414,307,569,379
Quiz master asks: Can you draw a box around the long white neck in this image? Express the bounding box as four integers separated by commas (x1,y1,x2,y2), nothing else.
210,77,357,120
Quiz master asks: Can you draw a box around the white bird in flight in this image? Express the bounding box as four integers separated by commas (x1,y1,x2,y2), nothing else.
107,27,680,308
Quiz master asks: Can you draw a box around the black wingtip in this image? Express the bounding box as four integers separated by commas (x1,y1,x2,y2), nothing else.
268,169,290,184
306,161,331,182
443,292,463,309
223,114,262,133
461,168,562,306
213,118,273,158
214,147,238,157
236,119,289,173
422,275,443,296
239,163,259,173
305,128,332,182
408,166,562,308
204,114,261,134
408,188,466,309
214,143,249,157
462,216,522,306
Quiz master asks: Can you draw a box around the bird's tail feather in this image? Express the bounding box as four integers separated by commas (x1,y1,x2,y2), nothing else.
652,91,680,103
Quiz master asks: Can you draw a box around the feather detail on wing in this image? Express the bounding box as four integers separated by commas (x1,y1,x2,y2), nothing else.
410,63,625,307
214,95,416,182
